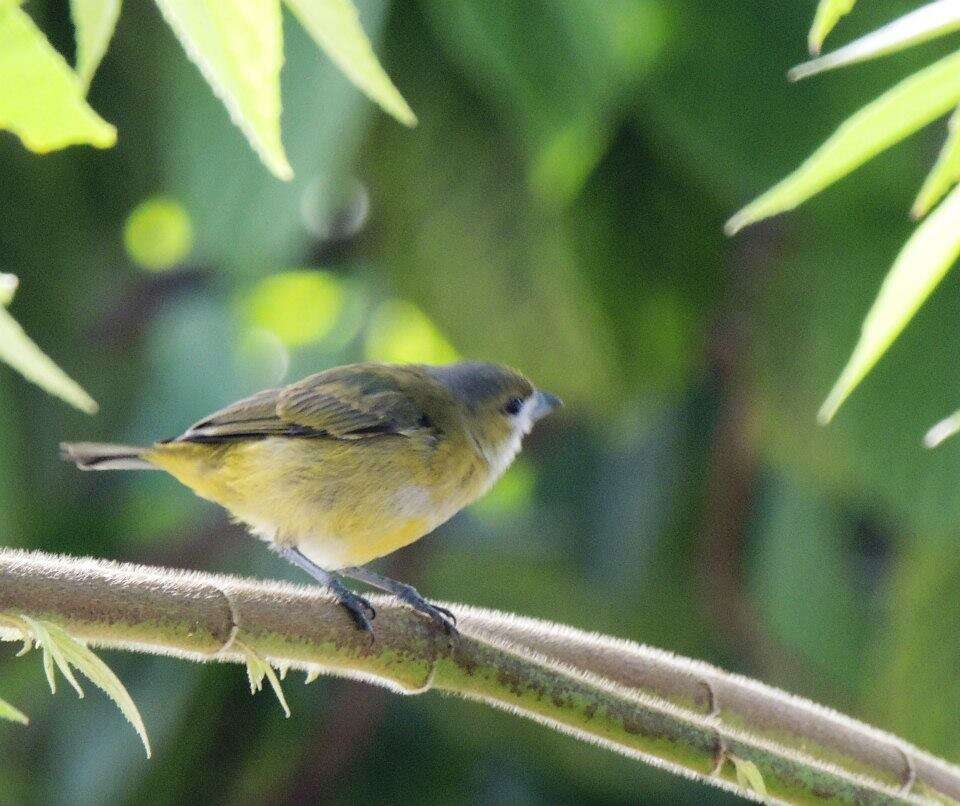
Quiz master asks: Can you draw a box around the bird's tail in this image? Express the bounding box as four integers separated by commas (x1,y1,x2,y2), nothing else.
60,442,157,471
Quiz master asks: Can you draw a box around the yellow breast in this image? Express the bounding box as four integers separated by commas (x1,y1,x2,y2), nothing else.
145,433,490,569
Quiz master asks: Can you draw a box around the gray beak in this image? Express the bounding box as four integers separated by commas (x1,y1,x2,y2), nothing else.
532,390,562,421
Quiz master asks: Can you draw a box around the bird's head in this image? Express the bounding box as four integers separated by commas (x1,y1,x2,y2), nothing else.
426,362,561,476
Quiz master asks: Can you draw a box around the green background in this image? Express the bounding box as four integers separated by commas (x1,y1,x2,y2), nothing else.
2,1,958,803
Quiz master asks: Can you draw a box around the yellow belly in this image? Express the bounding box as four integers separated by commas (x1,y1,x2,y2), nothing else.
145,435,487,569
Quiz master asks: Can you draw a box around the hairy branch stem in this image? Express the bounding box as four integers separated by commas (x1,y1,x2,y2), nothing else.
0,549,955,804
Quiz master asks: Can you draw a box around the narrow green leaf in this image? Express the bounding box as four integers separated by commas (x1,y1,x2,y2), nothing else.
0,305,98,414
792,0,960,81
41,635,56,693
0,274,17,307
819,183,960,423
913,106,960,218
22,617,84,698
0,1,116,151
69,0,122,89
730,755,768,798
284,0,416,126
41,622,151,757
809,0,858,54
924,408,960,447
240,642,290,717
0,697,28,725
153,0,292,180
726,49,960,236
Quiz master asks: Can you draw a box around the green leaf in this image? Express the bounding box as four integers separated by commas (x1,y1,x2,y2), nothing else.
726,49,960,236
153,0,292,180
0,303,98,415
924,407,960,448
0,1,116,152
23,617,84,697
819,183,960,423
240,641,290,717
23,618,151,757
729,755,767,798
913,105,960,218
69,0,121,89
792,0,960,81
809,0,858,55
0,273,17,307
284,0,416,126
0,697,28,725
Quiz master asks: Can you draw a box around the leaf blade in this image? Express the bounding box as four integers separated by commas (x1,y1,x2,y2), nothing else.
819,183,960,423
913,105,960,218
284,0,416,126
0,306,98,414
726,49,960,235
730,755,768,798
0,697,28,725
42,622,151,757
69,0,122,88
792,0,960,81
153,0,292,180
240,642,290,717
0,1,116,152
809,0,858,54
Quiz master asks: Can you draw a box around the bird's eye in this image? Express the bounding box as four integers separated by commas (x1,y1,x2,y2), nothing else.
503,397,524,416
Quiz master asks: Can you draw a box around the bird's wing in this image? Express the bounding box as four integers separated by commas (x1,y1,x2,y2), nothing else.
173,365,430,444
276,364,428,438
173,388,288,443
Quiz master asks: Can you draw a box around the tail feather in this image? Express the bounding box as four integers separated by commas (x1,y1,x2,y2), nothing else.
60,442,156,471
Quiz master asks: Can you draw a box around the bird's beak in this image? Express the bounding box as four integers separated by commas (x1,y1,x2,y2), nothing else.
532,390,562,421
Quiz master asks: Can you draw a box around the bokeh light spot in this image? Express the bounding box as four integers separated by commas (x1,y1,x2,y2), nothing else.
364,300,458,364
123,196,193,272
247,270,345,347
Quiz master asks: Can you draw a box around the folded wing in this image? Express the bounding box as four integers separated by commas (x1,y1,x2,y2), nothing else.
173,364,431,444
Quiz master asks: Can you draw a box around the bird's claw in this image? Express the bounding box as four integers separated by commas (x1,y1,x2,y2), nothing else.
338,591,376,633
397,586,458,637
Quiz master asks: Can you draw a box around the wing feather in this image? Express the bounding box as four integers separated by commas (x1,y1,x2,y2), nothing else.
173,364,432,444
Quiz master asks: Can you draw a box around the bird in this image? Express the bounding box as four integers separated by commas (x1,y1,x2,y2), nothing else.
61,361,561,635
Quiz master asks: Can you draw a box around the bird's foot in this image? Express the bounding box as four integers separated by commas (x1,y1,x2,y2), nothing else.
394,583,458,637
333,587,377,633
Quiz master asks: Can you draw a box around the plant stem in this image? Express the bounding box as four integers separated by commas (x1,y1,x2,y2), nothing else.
0,548,954,804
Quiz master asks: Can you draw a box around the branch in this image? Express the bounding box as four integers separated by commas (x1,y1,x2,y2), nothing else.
0,549,955,804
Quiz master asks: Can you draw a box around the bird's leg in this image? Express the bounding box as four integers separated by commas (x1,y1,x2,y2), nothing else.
339,565,457,635
280,548,376,633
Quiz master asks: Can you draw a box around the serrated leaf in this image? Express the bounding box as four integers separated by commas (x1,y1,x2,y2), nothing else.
730,754,768,798
22,617,84,698
913,106,960,218
0,305,98,414
36,621,151,757
0,1,116,151
726,49,960,236
153,0,292,180
240,642,290,716
0,697,28,725
70,0,122,89
809,0,858,54
284,0,416,126
792,0,960,81
819,183,960,423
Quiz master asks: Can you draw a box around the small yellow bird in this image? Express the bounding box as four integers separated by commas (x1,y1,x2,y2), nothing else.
62,361,560,634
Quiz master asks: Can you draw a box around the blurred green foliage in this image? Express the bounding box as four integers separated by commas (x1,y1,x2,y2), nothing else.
2,1,960,804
